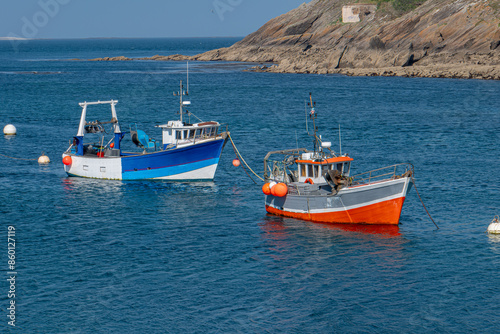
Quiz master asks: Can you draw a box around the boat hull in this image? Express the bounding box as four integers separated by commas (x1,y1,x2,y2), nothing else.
63,138,225,181
265,177,412,225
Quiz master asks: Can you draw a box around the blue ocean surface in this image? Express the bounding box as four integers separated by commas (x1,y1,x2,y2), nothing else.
0,38,499,333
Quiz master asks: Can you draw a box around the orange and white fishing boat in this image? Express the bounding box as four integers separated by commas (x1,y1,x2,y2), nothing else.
262,94,413,225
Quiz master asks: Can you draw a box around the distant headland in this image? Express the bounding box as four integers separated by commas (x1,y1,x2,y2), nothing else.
84,0,500,80
0,37,29,40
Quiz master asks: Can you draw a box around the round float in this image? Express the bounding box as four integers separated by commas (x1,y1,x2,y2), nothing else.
273,183,288,197
38,154,50,164
487,216,500,234
62,156,72,166
3,124,16,135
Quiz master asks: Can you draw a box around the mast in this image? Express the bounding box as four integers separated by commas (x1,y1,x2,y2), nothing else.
174,62,191,122
174,80,187,123
308,93,320,154
173,63,191,124
179,80,183,123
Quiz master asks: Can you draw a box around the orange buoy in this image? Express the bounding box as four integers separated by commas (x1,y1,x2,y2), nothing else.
269,181,277,195
232,159,241,167
271,184,277,196
305,178,314,184
274,183,288,197
110,143,115,148
62,156,72,166
262,183,272,195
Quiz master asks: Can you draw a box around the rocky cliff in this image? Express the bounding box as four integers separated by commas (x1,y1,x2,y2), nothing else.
190,0,500,79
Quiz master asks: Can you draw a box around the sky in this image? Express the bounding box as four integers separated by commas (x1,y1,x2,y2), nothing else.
1,0,310,39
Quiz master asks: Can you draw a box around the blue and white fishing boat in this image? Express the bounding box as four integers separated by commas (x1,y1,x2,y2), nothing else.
62,81,229,180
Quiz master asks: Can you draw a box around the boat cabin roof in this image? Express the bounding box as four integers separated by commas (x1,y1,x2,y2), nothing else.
296,156,353,165
157,121,219,130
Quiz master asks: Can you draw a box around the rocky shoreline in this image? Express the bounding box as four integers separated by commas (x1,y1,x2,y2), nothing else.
84,54,500,80
83,0,500,80
251,63,500,80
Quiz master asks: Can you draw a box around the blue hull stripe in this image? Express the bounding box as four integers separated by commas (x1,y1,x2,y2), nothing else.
121,139,224,180
122,158,219,180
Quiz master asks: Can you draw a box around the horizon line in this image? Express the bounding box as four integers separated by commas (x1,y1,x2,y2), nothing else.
0,36,244,41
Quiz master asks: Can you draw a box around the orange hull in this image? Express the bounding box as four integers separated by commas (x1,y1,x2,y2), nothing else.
265,196,407,225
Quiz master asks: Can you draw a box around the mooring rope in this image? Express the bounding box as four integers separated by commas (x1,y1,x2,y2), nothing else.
228,134,264,182
0,153,38,161
411,175,439,230
233,148,257,185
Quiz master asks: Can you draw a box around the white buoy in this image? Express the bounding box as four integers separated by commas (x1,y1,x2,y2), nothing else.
38,154,50,164
3,124,16,135
487,216,500,234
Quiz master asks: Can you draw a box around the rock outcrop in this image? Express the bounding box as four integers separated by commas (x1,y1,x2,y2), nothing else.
191,0,500,79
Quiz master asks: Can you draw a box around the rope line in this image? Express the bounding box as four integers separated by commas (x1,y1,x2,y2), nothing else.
228,134,256,184
228,134,264,182
411,175,439,230
0,153,38,161
235,149,257,184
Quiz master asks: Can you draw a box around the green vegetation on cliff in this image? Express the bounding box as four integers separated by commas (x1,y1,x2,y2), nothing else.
375,0,424,12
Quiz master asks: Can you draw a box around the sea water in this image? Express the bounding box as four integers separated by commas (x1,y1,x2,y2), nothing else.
0,38,499,333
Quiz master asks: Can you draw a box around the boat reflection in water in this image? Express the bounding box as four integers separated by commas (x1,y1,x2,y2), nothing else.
261,215,401,239
313,221,401,237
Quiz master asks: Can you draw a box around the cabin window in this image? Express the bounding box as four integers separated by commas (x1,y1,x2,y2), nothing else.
188,130,194,139
307,165,313,178
175,131,181,140
300,164,306,177
336,163,343,172
196,129,202,138
344,162,350,174
314,165,319,178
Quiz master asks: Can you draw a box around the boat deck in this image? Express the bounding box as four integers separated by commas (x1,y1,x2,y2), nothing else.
288,182,334,196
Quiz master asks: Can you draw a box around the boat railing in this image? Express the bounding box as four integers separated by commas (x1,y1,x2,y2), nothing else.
349,163,413,186
264,149,308,180
176,123,228,146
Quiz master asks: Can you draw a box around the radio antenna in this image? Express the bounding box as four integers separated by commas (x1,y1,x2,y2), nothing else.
305,100,309,134
339,124,342,155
